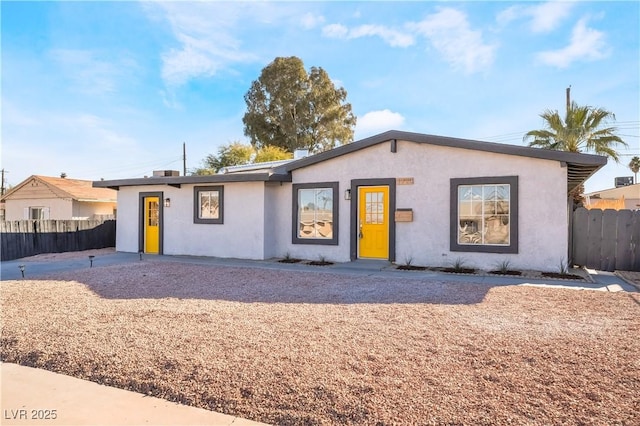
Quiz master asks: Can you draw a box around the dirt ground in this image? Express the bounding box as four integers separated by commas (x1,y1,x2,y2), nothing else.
1,260,638,425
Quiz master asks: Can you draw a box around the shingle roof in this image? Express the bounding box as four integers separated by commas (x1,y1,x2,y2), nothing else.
2,175,117,202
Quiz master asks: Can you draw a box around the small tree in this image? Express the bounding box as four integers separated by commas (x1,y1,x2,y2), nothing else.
253,145,292,163
629,156,640,184
192,143,294,175
192,142,254,175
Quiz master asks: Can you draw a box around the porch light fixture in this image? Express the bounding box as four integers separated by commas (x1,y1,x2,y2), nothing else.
344,189,351,200
164,198,171,208
18,264,25,278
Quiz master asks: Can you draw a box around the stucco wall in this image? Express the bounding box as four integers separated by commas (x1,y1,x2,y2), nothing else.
115,182,267,259
72,201,116,219
283,140,568,271
4,198,72,220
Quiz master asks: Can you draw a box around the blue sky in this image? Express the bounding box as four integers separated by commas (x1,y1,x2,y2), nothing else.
2,1,638,193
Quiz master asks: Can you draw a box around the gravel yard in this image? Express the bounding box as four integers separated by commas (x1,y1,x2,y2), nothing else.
1,260,639,425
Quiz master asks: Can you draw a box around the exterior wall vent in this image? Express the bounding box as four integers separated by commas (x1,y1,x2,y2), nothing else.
153,170,180,177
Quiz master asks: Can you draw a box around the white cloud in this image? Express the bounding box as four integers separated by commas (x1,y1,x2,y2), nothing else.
322,23,414,48
322,23,349,38
48,48,130,95
529,2,575,33
300,12,325,29
409,8,496,74
357,110,405,137
150,2,257,87
496,2,575,33
536,18,608,68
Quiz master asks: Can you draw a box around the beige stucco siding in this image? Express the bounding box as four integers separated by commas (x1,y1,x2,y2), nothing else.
285,139,568,271
72,200,116,219
4,198,72,220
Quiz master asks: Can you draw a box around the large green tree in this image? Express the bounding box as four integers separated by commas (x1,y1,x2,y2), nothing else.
243,56,356,153
524,101,627,161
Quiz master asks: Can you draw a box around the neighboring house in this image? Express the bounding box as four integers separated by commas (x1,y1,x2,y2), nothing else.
2,175,117,221
584,183,640,210
94,130,606,272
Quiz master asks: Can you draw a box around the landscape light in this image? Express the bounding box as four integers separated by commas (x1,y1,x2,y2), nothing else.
18,264,25,278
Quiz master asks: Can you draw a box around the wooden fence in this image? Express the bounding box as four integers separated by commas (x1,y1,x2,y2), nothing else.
0,219,116,261
572,207,640,272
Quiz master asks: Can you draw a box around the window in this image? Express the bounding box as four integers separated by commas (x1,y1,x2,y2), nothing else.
292,182,339,245
29,207,48,220
450,176,518,253
194,186,223,224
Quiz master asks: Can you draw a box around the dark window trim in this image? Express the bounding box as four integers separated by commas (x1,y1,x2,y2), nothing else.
138,191,164,254
349,178,396,262
450,176,518,254
194,186,224,224
292,182,339,245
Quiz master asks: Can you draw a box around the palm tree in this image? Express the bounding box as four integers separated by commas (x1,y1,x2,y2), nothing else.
524,101,627,162
524,101,627,203
629,156,640,184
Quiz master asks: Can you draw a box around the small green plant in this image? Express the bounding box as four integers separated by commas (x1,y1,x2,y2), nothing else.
451,257,467,272
318,254,326,263
558,258,569,275
495,259,511,273
284,252,291,261
404,255,413,267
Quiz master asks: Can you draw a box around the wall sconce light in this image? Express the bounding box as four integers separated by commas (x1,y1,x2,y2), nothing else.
164,198,171,208
344,189,351,200
18,264,25,278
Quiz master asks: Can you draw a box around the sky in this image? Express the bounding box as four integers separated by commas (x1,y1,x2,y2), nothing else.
2,1,638,194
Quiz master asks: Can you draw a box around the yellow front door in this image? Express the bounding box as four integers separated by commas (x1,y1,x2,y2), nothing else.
144,197,160,254
358,186,389,259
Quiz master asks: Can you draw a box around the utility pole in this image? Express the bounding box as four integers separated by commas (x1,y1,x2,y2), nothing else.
1,169,7,196
183,142,187,176
566,85,571,112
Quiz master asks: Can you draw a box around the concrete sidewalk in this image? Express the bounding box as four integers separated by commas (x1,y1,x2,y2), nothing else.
1,363,267,426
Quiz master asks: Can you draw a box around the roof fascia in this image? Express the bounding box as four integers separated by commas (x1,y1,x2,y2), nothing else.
93,171,291,190
283,130,607,172
1,175,76,201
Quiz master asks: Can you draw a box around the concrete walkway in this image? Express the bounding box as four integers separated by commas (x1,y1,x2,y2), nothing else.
1,363,267,426
1,250,637,292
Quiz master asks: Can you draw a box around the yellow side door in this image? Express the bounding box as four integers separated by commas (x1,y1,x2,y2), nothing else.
358,186,389,259
144,197,160,254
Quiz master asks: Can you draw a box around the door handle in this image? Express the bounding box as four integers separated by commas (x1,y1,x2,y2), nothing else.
359,223,363,239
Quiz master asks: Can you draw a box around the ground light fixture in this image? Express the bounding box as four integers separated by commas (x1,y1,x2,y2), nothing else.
89,255,95,267
18,264,25,278
139,250,143,261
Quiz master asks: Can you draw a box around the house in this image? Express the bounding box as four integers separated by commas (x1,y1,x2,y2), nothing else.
94,130,606,272
584,183,640,210
2,175,117,221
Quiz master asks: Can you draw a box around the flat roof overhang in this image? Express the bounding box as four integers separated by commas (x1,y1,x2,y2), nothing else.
93,172,292,190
